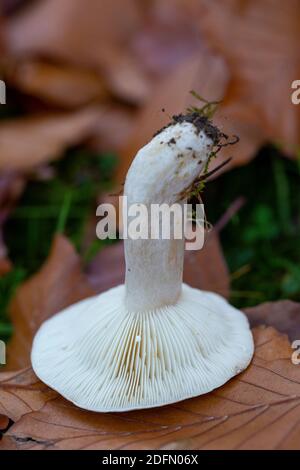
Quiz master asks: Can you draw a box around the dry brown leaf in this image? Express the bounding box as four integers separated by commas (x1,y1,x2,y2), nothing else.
0,258,12,276
245,300,300,342
90,106,134,153
131,2,204,77
198,0,300,153
6,234,95,370
6,0,142,66
5,59,107,108
0,326,299,450
86,242,125,294
0,368,56,422
212,98,265,168
5,0,150,104
0,14,6,53
0,108,100,171
103,52,152,105
6,0,151,104
6,0,142,92
184,231,230,298
0,413,9,432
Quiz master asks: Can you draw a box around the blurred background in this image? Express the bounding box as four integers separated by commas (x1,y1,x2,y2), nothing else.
0,0,299,343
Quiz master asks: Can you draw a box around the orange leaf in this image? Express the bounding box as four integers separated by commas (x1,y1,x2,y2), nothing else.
0,368,56,422
6,0,142,67
198,0,300,153
0,414,9,432
184,231,230,298
6,234,95,370
0,326,299,450
5,0,149,104
6,59,107,108
245,300,300,341
0,108,100,171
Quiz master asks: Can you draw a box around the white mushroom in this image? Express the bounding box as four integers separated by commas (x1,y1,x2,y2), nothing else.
31,113,254,412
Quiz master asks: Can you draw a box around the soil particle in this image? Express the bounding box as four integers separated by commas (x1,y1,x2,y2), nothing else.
153,112,222,145
173,113,221,144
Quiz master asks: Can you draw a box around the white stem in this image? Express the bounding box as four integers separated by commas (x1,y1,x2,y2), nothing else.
124,121,214,311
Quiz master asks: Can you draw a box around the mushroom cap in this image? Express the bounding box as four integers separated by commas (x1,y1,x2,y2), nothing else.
31,284,254,412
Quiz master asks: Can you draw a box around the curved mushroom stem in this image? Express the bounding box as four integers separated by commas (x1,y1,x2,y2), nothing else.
124,120,216,312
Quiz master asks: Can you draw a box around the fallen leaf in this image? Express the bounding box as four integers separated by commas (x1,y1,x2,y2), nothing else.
0,258,12,276
0,414,9,431
131,2,204,77
103,52,152,105
212,98,265,168
198,0,300,153
0,368,56,422
0,107,100,171
245,300,300,341
5,59,107,108
6,0,142,68
90,105,134,153
6,234,95,370
86,242,124,294
0,15,6,55
0,326,299,450
184,231,230,298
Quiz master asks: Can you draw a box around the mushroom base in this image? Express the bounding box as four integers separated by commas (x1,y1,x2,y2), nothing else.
31,284,254,412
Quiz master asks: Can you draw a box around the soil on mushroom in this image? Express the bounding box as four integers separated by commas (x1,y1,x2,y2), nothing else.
153,112,222,146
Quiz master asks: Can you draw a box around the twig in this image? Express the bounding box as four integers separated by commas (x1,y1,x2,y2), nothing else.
196,157,232,183
214,196,246,233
